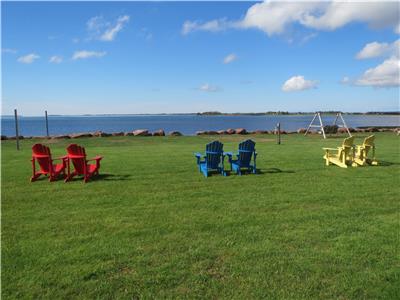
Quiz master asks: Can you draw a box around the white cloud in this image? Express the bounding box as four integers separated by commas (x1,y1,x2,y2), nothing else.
282,75,318,92
349,39,400,88
17,53,40,64
198,83,220,92
139,28,153,41
240,1,321,36
100,15,130,41
2,48,17,54
356,40,399,60
354,57,400,88
49,56,63,64
223,53,237,64
182,19,231,35
72,50,106,60
87,15,130,42
301,32,318,44
396,23,400,34
341,76,351,84
183,1,399,36
300,2,399,32
87,16,104,32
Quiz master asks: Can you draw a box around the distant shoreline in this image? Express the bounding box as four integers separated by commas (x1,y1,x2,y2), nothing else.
2,111,399,118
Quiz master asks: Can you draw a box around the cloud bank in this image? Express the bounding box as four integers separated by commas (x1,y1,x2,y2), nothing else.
182,1,399,36
346,39,400,88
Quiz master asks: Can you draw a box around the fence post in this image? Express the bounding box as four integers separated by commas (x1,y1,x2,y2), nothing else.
45,110,49,137
276,122,281,145
14,109,20,150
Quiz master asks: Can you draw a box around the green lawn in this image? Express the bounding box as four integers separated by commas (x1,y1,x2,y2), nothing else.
2,133,399,299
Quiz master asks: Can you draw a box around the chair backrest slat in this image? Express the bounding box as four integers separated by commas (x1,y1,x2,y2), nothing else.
237,139,255,167
66,144,87,173
343,136,355,148
32,143,52,172
363,135,375,147
205,141,223,169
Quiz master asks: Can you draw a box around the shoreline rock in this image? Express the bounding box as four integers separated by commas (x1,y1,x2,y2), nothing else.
70,133,93,139
93,131,111,137
111,132,124,137
133,129,151,136
169,131,183,136
2,126,398,140
153,129,165,136
235,128,247,135
52,135,71,139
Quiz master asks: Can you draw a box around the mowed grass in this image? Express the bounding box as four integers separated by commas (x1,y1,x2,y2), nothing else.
2,133,399,299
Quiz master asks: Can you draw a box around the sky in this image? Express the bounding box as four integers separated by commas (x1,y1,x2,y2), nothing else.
2,1,400,115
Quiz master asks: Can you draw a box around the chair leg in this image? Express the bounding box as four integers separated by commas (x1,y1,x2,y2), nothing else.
65,172,76,183
30,173,41,182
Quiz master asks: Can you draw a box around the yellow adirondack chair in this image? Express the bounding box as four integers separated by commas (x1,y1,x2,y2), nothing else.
354,135,378,166
323,136,356,168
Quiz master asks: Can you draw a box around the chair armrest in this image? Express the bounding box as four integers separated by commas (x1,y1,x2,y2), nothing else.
194,153,203,158
224,152,233,158
54,155,68,161
87,156,103,162
323,148,338,151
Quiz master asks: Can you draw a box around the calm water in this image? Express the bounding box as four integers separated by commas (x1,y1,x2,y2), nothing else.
1,114,399,136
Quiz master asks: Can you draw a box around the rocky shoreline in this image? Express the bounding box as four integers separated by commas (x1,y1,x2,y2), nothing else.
1,126,399,140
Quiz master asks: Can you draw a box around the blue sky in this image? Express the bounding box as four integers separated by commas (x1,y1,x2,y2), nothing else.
2,1,399,115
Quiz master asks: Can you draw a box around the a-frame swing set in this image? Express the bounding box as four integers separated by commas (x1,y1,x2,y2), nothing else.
304,112,351,139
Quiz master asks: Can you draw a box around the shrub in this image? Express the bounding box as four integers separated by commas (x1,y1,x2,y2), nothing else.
324,125,338,134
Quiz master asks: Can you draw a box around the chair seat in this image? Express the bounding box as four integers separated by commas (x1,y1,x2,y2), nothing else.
87,164,98,174
227,140,257,175
231,160,251,168
54,163,65,173
194,141,225,178
65,144,102,183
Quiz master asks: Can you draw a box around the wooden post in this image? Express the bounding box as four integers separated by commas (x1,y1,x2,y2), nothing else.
45,110,49,137
339,113,352,137
14,109,20,150
317,112,326,139
304,113,317,136
276,122,281,145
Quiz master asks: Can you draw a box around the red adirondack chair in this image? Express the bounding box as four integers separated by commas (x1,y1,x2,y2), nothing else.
65,144,103,183
31,143,67,182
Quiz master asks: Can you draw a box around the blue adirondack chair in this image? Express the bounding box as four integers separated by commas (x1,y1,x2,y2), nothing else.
195,141,226,177
225,139,257,175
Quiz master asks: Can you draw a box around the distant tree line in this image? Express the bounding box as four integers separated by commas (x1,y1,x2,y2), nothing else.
197,111,399,116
